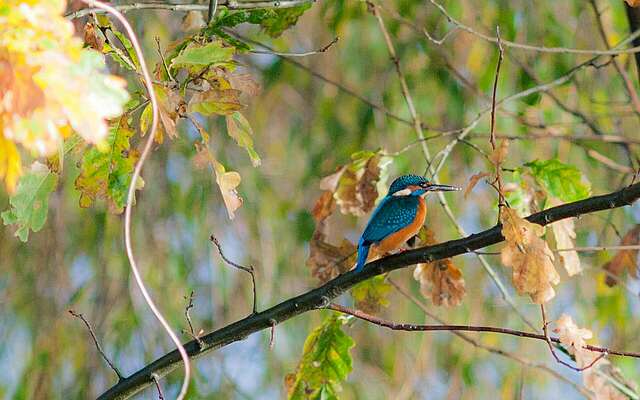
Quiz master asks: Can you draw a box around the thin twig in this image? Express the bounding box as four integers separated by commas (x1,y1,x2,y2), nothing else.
210,235,258,315
250,36,339,57
329,303,633,359
269,319,276,350
79,2,191,399
388,279,592,398
151,374,165,400
425,0,640,56
540,305,606,372
489,26,505,210
183,291,205,348
154,37,174,83
589,0,640,116
69,310,124,381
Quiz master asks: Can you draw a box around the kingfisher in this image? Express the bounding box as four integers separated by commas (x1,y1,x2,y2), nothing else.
354,174,460,272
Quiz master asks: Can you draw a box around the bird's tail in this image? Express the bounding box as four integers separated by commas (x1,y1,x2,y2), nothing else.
355,241,371,272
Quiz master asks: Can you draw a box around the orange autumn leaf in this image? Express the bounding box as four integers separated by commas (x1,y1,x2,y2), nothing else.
626,0,640,7
312,191,335,223
413,228,466,307
500,207,559,303
603,225,640,287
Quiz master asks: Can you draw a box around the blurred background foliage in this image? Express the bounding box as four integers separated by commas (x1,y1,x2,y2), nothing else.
2,0,640,398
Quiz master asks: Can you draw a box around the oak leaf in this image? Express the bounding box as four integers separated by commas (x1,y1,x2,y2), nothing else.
554,315,630,400
489,139,509,165
602,225,640,286
549,198,581,276
322,151,390,217
500,207,559,303
311,191,335,223
413,228,466,307
306,222,356,283
464,172,490,199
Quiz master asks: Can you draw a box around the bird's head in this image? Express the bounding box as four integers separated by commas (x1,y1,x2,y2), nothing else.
388,174,460,197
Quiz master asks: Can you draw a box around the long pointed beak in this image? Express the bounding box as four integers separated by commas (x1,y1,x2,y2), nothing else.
427,183,461,192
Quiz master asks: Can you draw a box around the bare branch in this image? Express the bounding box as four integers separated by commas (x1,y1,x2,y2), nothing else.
328,303,622,362
250,36,339,57
210,235,258,315
68,310,124,381
183,291,204,348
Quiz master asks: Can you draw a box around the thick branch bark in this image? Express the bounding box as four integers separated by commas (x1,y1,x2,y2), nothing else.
98,182,640,400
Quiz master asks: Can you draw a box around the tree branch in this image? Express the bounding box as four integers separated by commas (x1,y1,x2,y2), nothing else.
65,0,315,19
98,182,640,400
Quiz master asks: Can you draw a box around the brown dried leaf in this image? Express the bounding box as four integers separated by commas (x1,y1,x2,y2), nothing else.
464,172,490,199
489,138,509,165
626,0,640,7
319,166,346,192
413,228,466,307
333,153,384,216
500,207,559,303
228,73,261,97
312,191,335,223
181,10,206,31
603,225,640,286
83,22,104,52
306,222,356,283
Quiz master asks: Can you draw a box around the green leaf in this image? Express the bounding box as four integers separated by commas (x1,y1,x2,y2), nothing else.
351,275,392,313
74,118,142,213
287,315,355,399
524,159,591,202
504,169,531,216
259,4,313,37
170,41,235,73
1,162,58,242
207,5,312,38
226,112,261,167
188,88,243,116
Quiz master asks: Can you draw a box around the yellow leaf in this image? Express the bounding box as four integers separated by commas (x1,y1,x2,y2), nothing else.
500,207,559,303
0,129,22,194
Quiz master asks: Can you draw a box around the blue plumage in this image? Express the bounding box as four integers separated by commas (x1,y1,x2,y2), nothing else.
354,196,419,271
353,174,459,272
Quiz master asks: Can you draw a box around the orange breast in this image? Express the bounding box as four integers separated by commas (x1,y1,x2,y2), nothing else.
371,196,427,256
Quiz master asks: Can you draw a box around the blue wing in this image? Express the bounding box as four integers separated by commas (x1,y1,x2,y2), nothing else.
360,196,419,245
